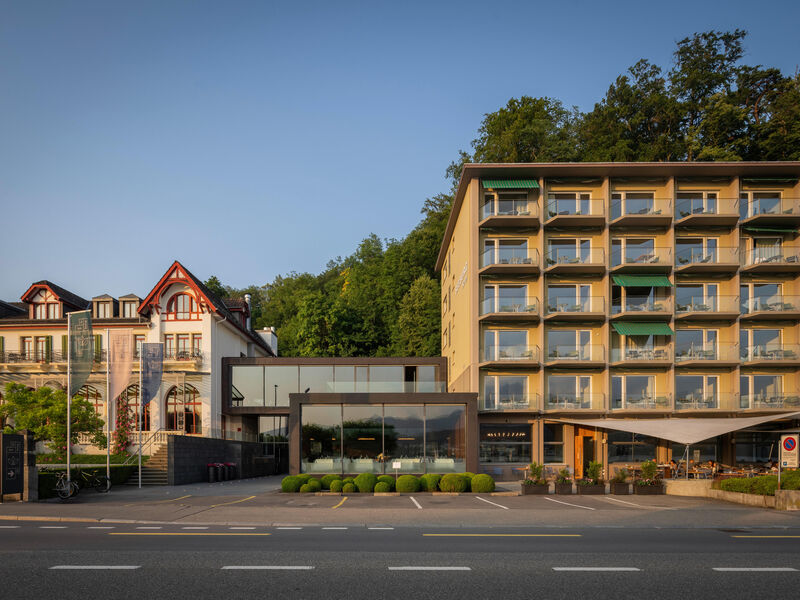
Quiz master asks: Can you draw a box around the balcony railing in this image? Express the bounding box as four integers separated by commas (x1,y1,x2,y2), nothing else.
544,393,605,410
545,344,605,362
741,296,800,315
481,200,538,219
544,248,605,267
610,197,671,220
611,247,672,268
545,198,604,219
611,394,672,410
482,345,540,363
675,393,736,411
480,297,539,316
676,295,739,315
611,296,672,315
481,247,539,268
740,344,800,362
742,197,800,219
0,350,107,364
676,196,739,219
480,393,540,411
740,393,800,410
675,246,739,266
742,249,800,267
611,345,672,363
163,349,204,361
545,296,605,314
675,345,739,363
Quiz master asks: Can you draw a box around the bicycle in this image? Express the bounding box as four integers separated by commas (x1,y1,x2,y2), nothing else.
74,468,112,493
53,470,79,501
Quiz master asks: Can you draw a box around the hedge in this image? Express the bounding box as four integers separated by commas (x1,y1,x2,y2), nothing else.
419,473,441,492
376,475,395,491
342,482,356,494
329,479,344,493
306,478,322,492
281,475,303,493
470,473,495,493
439,473,468,493
354,473,378,493
281,472,497,493
374,481,392,493
295,473,313,483
321,474,341,490
299,483,313,493
38,466,136,499
718,471,800,496
396,475,420,493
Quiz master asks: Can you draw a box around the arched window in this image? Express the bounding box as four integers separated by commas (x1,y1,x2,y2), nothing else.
165,293,199,320
121,384,150,431
76,385,103,418
165,384,202,434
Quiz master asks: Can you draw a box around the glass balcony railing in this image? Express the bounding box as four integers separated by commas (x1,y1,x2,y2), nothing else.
742,249,800,267
480,393,540,411
611,394,672,410
480,297,539,316
676,196,739,218
674,345,738,362
545,198,604,219
742,197,800,219
545,296,605,314
611,247,672,267
675,393,736,411
610,197,671,220
675,246,739,266
545,344,605,362
325,381,448,393
740,393,800,410
481,345,540,362
544,393,605,410
481,247,539,268
611,345,672,362
676,295,739,315
544,248,605,267
740,344,800,362
611,296,672,314
741,296,800,315
481,200,538,219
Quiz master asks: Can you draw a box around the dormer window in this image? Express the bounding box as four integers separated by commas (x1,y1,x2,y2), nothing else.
166,293,199,320
34,303,60,319
95,302,111,319
122,301,138,318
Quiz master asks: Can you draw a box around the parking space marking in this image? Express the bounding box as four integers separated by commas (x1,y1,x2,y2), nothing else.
277,527,303,530
543,497,595,511
731,535,800,539
423,533,581,537
322,527,347,530
553,567,640,572
409,496,423,510
229,527,256,530
475,496,508,510
713,567,798,572
331,497,348,509
182,526,209,530
210,495,255,508
87,526,114,530
369,527,394,530
40,526,67,529
50,565,140,570
0,526,20,529
389,566,471,571
603,497,676,510
222,566,314,570
153,495,192,504
109,532,271,536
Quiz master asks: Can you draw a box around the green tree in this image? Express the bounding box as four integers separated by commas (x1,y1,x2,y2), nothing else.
1,383,106,454
391,274,441,356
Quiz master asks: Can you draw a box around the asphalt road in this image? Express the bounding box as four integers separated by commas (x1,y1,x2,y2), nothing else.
2,522,800,599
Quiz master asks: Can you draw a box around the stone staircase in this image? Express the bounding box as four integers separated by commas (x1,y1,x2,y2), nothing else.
125,444,169,485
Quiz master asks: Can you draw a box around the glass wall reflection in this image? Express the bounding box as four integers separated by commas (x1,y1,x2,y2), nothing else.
384,406,424,473
301,405,342,473
425,405,466,473
343,405,383,473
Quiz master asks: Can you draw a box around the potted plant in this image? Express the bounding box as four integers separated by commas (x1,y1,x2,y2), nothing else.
521,461,549,495
554,467,573,494
634,460,664,495
610,468,630,495
577,460,605,495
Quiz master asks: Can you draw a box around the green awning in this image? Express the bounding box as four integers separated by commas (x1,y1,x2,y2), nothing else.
612,322,674,336
741,226,798,234
612,275,672,287
482,179,539,189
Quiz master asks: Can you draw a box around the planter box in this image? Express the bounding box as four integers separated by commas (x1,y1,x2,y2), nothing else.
555,482,573,495
577,483,605,495
634,484,664,495
611,482,630,495
521,483,549,495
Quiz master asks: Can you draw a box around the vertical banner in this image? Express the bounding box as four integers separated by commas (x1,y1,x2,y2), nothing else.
108,329,134,426
141,343,163,406
68,310,93,396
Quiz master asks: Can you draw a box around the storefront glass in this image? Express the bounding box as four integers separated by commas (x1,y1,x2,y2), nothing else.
425,405,466,472
342,405,383,473
608,431,658,463
383,406,424,473
479,424,532,464
543,422,564,463
301,405,342,473
735,430,781,463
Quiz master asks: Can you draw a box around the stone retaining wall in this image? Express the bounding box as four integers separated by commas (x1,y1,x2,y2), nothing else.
775,490,800,510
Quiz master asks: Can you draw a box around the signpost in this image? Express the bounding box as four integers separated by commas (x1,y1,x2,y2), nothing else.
779,434,799,490
392,461,401,481
0,434,24,500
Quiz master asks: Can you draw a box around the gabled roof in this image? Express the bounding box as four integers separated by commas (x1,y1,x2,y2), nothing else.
0,299,26,319
21,280,89,310
119,293,142,301
92,294,114,300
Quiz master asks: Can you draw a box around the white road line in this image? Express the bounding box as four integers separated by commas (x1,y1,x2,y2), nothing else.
389,566,471,571
229,527,256,530
87,526,114,530
368,527,394,530
50,565,140,570
222,566,314,570
276,527,302,530
322,527,347,530
543,497,596,511
409,496,423,510
136,527,162,530
40,526,67,529
475,496,509,510
603,497,676,510
553,567,640,572
182,526,209,530
0,526,20,529
713,567,798,572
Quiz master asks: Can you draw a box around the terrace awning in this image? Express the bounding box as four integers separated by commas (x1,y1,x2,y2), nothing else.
556,412,800,445
612,322,674,336
741,226,798,234
612,275,672,287
482,179,539,189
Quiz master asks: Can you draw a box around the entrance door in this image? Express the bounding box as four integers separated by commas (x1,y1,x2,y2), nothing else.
574,427,596,479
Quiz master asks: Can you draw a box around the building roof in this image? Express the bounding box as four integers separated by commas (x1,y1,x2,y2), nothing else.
21,280,89,310
119,293,142,301
0,299,26,319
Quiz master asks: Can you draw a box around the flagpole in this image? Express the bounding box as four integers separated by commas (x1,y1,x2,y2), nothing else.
138,350,142,489
66,315,71,485
106,328,111,484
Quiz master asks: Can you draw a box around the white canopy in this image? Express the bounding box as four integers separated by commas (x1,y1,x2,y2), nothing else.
556,412,800,446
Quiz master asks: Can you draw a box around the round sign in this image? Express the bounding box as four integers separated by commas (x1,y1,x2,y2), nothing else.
783,437,796,452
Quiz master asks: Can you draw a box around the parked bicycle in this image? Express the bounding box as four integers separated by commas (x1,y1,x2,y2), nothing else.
53,470,79,501
74,468,112,494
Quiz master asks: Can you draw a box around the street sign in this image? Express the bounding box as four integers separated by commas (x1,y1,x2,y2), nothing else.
780,434,799,468
1,434,24,495
392,461,401,470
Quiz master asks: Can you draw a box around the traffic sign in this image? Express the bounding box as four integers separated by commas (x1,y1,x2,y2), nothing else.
780,434,799,468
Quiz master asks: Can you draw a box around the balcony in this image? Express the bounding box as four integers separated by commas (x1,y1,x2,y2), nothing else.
544,344,605,367
741,249,800,273
543,393,605,411
675,246,739,274
610,394,672,411
480,393,540,412
480,345,540,369
163,349,204,369
740,344,800,366
480,200,540,228
740,393,800,410
674,345,739,367
741,296,800,321
544,248,605,275
479,297,539,322
479,247,540,276
544,198,605,227
675,196,740,227
610,197,672,228
0,350,107,372
544,296,605,322
675,393,737,411
611,296,672,321
741,197,800,225
610,345,673,367
675,295,740,321
611,247,672,273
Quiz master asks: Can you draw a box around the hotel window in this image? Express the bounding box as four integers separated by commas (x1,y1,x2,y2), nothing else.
611,375,655,410
482,375,528,410
675,375,718,409
122,302,137,318
21,337,33,360
479,424,532,464
547,330,591,360
134,335,145,358
166,384,202,434
482,238,529,267
676,283,717,312
483,329,528,361
676,191,717,217
741,283,783,313
749,237,783,264
547,285,591,313
740,328,782,360
546,375,591,409
96,302,110,319
76,385,103,417
611,191,655,219
165,293,199,320
482,191,530,218
740,374,785,409
676,237,718,265
611,237,656,266
740,191,781,219
546,238,591,265
675,329,717,361
483,284,528,315
543,422,564,463
164,334,175,357
547,192,590,217
192,334,202,356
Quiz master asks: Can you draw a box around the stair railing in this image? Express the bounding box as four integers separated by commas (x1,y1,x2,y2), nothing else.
122,428,180,466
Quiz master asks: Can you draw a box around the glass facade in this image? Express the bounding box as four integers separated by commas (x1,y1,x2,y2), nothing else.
479,424,532,464
607,431,658,463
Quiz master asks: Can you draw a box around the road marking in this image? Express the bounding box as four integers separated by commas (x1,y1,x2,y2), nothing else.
136,526,162,530
322,527,347,530
50,565,140,570
543,497,595,511
229,527,256,530
277,527,303,530
553,567,640,572
475,496,509,510
331,497,348,509
153,495,192,504
182,526,209,530
423,533,581,537
222,566,314,570
389,566,471,571
731,535,800,539
369,527,394,530
0,526,20,529
40,526,67,529
210,495,255,508
87,526,114,529
409,496,423,510
109,532,271,536
602,497,677,511
713,567,798,572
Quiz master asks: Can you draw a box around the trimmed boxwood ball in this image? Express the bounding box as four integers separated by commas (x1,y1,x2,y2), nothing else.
354,473,378,493
305,478,322,492
342,483,357,494
396,475,420,493
419,473,441,492
299,483,313,493
321,474,341,490
374,481,392,493
470,474,495,493
460,472,476,492
439,473,468,493
342,477,355,485
377,475,395,491
295,473,313,483
329,479,344,493
281,475,303,493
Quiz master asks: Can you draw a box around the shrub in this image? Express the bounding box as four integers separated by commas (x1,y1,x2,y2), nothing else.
555,468,572,484
396,475,420,493
439,473,468,493
295,473,313,483
585,461,603,485
419,473,441,492
459,472,476,492
377,475,395,491
342,483,356,494
281,475,303,493
299,483,313,493
528,462,544,482
611,468,628,484
374,481,392,493
329,479,344,493
305,478,322,492
342,477,355,485
354,473,378,493
639,460,658,481
470,474,495,493
783,470,800,490
321,474,341,490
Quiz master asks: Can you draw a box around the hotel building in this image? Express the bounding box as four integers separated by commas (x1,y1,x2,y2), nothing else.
437,162,800,479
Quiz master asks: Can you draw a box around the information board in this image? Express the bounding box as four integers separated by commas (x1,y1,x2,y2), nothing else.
1,434,24,495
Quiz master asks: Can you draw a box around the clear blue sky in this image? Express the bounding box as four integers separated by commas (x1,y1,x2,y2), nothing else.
2,0,799,300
